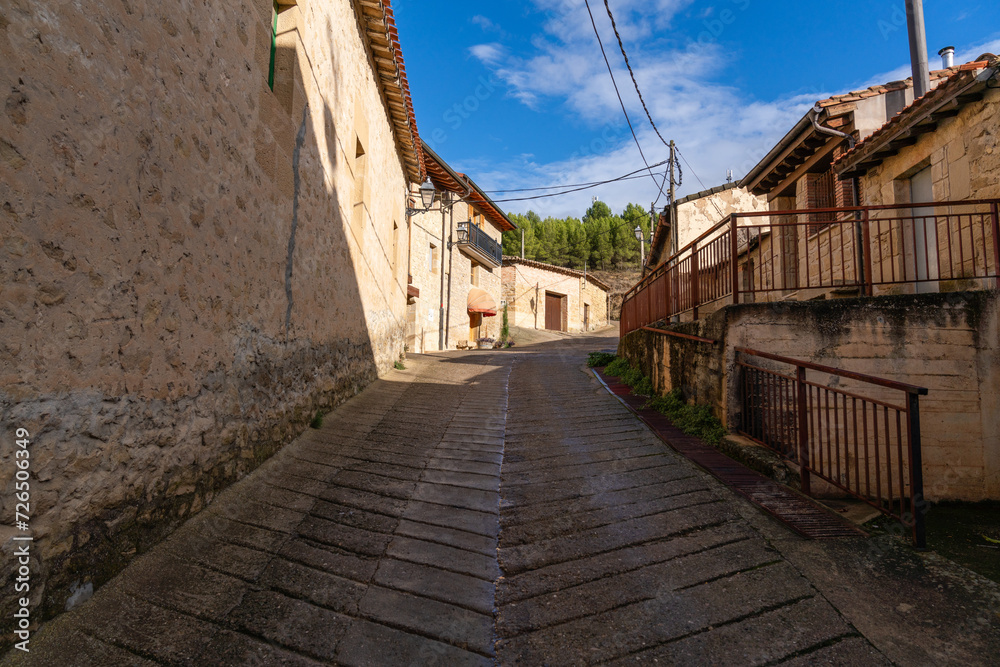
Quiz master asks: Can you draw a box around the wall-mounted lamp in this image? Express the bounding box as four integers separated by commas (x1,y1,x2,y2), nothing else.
406,178,438,216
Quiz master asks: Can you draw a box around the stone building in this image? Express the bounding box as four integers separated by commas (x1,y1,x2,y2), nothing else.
618,56,1000,501
646,183,768,269
501,257,610,333
0,0,422,630
834,55,1000,294
406,142,515,351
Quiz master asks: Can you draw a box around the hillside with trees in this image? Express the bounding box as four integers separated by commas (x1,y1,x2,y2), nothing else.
501,201,653,271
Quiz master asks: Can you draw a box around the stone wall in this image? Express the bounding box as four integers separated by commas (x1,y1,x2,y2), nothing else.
676,186,768,250
0,0,411,634
619,291,1000,501
860,86,1000,206
503,259,609,333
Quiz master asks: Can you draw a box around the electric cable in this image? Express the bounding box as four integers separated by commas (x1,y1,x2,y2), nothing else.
603,0,670,149
583,0,667,201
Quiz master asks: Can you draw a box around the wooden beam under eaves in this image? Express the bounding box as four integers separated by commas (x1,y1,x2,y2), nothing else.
766,135,840,201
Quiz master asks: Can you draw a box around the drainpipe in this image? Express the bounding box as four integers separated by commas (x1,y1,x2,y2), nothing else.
811,105,865,288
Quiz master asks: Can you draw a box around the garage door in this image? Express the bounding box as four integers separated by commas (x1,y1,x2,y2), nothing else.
545,292,563,331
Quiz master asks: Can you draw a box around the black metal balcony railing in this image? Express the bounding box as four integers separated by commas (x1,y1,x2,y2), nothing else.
457,221,502,266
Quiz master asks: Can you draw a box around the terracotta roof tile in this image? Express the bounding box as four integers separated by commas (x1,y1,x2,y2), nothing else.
834,58,996,169
359,1,424,182
502,257,611,292
815,65,961,108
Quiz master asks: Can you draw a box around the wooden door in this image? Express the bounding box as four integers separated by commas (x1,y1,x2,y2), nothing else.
545,293,562,331
584,303,590,331
469,312,482,342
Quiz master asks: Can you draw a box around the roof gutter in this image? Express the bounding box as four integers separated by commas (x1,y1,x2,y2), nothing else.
810,105,855,150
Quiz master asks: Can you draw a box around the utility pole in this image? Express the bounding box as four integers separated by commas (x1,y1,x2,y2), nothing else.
669,140,678,257
905,0,931,98
669,140,679,325
521,227,525,259
438,192,448,351
534,282,539,330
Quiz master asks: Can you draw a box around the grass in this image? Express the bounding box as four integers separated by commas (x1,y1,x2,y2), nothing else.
601,356,726,445
309,411,324,429
393,361,405,370
645,391,726,446
587,351,617,367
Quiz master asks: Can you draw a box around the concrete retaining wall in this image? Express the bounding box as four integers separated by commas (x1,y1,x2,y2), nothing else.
619,291,1000,501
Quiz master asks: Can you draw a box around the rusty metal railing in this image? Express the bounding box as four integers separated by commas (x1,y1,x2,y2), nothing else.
620,199,1000,337
735,347,929,547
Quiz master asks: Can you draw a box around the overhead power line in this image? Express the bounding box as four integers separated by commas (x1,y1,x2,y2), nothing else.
485,162,668,194
582,0,667,201
489,159,669,203
602,0,670,149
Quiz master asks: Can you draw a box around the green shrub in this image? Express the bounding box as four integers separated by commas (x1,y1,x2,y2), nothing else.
501,304,510,343
587,351,617,367
646,390,726,445
309,411,324,429
632,375,655,397
393,361,405,370
605,357,632,377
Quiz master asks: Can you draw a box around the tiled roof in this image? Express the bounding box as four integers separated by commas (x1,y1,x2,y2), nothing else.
816,65,961,109
741,63,979,196
501,257,611,292
834,57,998,174
421,142,516,232
356,0,424,182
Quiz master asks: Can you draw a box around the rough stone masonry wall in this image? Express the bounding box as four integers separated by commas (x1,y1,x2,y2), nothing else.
676,186,768,249
0,0,409,633
620,292,1000,502
861,86,1000,206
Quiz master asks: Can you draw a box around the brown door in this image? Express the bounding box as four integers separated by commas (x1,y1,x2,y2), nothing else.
584,303,590,331
469,312,482,343
545,292,562,331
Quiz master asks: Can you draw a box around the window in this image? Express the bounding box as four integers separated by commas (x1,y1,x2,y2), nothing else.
269,2,298,113
429,243,438,274
807,171,836,235
352,138,367,239
268,1,277,90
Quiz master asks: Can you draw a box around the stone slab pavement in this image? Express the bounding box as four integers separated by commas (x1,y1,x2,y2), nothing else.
5,327,1000,665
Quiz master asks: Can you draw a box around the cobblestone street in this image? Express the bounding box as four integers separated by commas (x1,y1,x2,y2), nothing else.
7,329,999,665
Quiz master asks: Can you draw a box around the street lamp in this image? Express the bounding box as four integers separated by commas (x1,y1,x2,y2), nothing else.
406,178,438,216
634,225,645,267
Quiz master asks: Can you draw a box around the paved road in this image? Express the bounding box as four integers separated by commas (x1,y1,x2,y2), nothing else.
8,328,1000,665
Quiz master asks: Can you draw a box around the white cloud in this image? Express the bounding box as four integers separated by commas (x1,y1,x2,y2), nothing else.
468,43,505,66
463,8,997,219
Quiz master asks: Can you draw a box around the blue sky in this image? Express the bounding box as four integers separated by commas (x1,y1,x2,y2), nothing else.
393,1,1000,218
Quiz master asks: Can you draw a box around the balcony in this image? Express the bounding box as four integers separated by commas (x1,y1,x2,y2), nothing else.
620,199,1000,336
456,221,502,268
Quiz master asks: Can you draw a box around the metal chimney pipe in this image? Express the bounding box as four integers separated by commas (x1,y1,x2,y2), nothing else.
938,46,955,69
905,0,931,98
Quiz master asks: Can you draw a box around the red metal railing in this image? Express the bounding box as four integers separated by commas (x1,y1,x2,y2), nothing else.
621,199,1000,336
736,347,928,547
